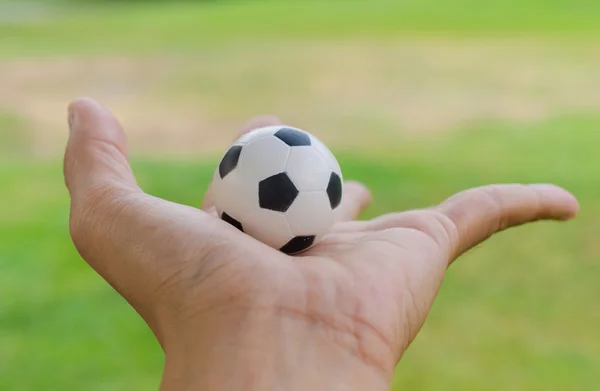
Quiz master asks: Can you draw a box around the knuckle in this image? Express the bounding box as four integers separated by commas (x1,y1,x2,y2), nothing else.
412,210,456,246
377,211,418,228
68,182,136,254
481,185,505,208
399,210,459,257
427,211,460,255
480,185,512,231
68,206,90,253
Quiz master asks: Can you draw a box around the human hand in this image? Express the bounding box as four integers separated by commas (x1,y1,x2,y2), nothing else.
64,98,579,391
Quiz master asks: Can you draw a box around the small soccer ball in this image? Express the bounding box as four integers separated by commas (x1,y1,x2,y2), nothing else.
211,125,343,255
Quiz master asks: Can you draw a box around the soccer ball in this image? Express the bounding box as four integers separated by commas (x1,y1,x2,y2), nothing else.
211,125,343,255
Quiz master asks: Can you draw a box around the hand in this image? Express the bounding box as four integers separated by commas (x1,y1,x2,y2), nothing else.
64,98,579,391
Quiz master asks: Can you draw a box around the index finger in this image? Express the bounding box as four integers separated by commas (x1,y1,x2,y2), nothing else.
435,184,579,261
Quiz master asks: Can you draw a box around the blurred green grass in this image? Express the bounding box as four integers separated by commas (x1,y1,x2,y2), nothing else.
2,0,600,57
1,0,600,390
1,115,599,390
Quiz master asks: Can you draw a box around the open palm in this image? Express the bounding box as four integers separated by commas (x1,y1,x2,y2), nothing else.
65,98,579,390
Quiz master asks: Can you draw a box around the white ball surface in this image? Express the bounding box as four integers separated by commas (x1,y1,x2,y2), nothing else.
211,125,343,254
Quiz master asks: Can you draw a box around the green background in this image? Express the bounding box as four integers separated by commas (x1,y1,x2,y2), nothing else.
0,1,599,390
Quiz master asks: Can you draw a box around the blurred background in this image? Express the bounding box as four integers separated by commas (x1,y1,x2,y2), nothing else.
1,0,599,389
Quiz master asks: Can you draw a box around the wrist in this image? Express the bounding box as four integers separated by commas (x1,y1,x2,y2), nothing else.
158,311,392,391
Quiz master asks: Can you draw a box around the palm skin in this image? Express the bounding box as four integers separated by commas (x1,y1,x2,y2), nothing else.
64,98,579,391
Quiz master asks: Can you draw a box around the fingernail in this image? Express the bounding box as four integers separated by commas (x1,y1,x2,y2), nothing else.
68,106,78,133
560,211,578,221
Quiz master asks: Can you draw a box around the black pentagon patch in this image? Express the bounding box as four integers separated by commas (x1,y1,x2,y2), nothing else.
274,128,311,147
259,173,299,212
280,235,316,254
327,172,342,209
218,145,243,179
221,212,244,232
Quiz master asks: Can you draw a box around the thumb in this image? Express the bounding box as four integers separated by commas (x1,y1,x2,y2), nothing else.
63,98,147,309
64,97,138,200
